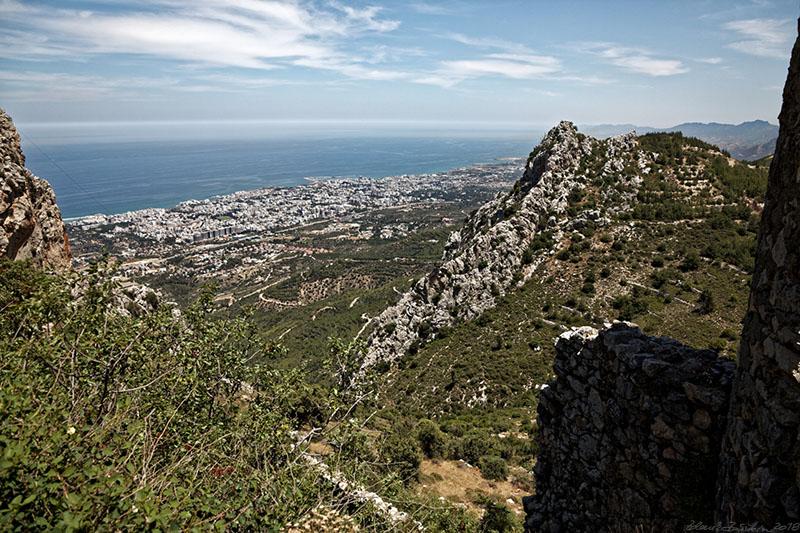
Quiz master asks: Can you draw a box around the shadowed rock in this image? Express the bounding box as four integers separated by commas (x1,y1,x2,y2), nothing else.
716,19,800,525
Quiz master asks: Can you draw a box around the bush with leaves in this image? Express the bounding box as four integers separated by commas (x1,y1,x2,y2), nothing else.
0,260,397,531
455,429,494,465
416,419,449,459
479,456,508,481
380,431,422,483
479,501,517,532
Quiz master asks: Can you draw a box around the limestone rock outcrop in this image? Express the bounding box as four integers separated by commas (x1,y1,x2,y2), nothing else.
363,122,641,370
0,108,70,270
716,19,800,525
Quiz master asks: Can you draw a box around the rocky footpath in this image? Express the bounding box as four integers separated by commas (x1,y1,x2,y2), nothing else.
717,20,800,525
362,122,642,370
525,324,735,531
0,108,70,269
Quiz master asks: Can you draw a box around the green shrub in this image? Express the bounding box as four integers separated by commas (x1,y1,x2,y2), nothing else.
680,250,701,271
522,248,534,264
479,456,508,481
479,501,517,533
456,430,493,465
424,501,479,532
381,431,422,482
708,338,727,352
699,289,716,314
418,320,432,338
612,294,649,321
417,419,448,459
441,420,470,438
0,260,392,530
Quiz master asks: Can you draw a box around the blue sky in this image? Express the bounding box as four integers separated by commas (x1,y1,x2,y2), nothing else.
0,0,797,129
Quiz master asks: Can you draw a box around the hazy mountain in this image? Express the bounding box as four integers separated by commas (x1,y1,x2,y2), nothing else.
578,124,658,137
580,119,778,160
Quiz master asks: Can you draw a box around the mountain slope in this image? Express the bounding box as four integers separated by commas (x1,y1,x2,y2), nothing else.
363,122,642,370
365,124,766,414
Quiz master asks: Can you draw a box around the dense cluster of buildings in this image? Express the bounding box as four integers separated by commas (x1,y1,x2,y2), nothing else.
72,162,522,250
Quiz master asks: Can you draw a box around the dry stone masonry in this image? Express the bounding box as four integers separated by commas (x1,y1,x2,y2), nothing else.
717,19,800,526
0,108,70,269
525,324,735,532
525,20,800,531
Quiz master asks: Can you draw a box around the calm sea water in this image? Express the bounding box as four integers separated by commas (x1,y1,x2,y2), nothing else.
19,124,541,219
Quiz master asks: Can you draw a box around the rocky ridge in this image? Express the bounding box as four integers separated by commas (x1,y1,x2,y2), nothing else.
0,108,70,269
362,121,643,370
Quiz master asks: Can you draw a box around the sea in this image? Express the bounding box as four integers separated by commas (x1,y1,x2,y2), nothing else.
17,121,543,219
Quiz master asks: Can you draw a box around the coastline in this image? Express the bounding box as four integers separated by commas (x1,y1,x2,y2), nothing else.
67,160,524,261
24,136,537,220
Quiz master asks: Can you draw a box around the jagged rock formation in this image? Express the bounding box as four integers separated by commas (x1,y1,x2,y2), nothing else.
0,108,70,269
525,324,735,531
717,20,800,525
525,20,800,531
363,122,642,370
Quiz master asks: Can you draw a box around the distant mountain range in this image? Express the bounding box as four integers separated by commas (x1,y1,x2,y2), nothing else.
579,119,778,160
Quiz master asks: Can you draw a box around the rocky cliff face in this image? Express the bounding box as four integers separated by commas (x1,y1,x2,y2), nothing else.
717,20,800,525
363,122,642,370
0,108,70,269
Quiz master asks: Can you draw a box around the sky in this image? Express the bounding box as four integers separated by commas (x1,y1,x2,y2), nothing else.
0,0,798,130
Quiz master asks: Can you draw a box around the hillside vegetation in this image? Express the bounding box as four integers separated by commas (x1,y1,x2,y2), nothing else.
1,127,769,531
373,130,764,412
341,130,766,520
0,260,492,531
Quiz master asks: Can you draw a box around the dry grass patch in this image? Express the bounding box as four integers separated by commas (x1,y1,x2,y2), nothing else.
416,459,528,517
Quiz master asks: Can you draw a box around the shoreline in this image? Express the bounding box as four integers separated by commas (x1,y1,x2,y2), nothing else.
63,158,523,224
66,160,524,259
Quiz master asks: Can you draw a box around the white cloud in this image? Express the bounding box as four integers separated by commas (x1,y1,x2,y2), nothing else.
0,69,181,101
0,0,402,78
696,57,723,64
414,32,566,87
293,56,408,80
443,32,531,54
415,53,562,87
409,3,451,15
724,18,794,59
581,43,689,76
329,2,400,33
